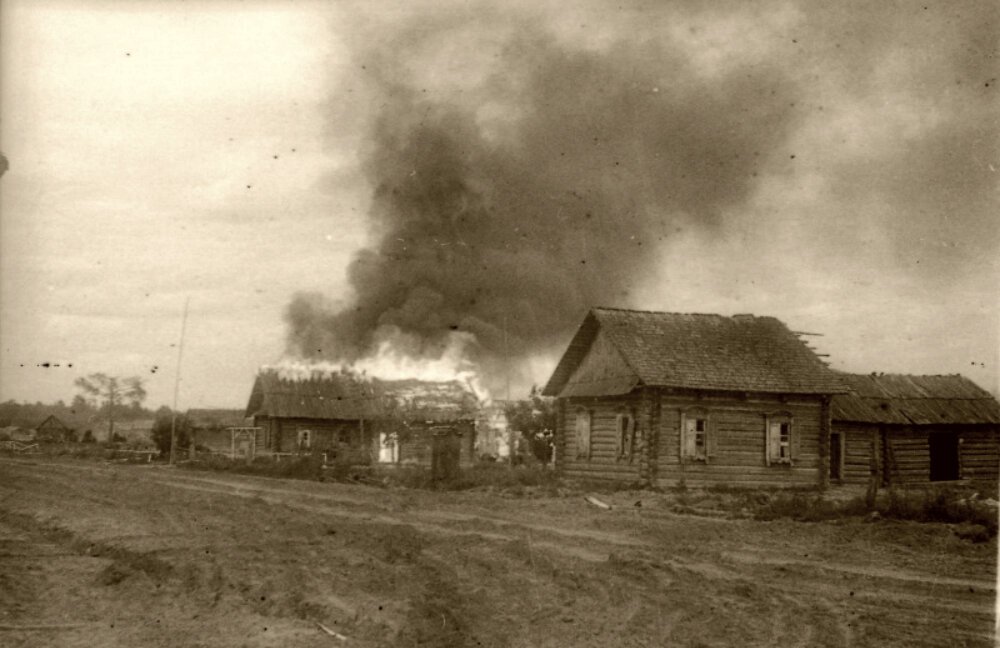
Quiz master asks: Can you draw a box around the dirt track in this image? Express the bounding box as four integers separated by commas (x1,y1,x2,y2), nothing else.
0,458,995,647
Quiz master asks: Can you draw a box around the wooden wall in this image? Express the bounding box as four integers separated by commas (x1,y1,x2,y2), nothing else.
255,417,363,454
558,393,644,482
959,426,999,484
832,423,878,485
882,425,999,485
372,422,477,467
655,391,823,488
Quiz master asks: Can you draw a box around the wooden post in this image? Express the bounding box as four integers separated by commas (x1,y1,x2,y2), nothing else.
639,387,659,484
818,396,831,490
553,397,566,472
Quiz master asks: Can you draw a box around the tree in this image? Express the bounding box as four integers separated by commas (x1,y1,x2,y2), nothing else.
151,407,189,457
74,373,147,442
504,386,557,465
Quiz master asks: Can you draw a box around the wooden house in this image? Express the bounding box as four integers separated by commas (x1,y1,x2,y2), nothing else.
245,370,378,457
245,370,479,464
831,373,1000,486
35,415,72,443
542,308,846,487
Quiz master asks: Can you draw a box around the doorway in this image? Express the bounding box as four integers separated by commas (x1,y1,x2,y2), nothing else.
928,433,960,482
829,433,842,481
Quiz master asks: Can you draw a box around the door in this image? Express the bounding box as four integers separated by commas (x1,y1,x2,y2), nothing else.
829,433,842,481
929,433,960,481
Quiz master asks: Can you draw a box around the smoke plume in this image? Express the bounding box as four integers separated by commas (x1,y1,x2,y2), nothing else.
286,10,803,391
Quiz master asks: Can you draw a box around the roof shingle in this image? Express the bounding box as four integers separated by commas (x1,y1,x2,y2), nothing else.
543,308,845,396
832,373,1000,425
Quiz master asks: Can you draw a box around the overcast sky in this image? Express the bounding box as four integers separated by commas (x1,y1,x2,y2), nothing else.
1,0,997,410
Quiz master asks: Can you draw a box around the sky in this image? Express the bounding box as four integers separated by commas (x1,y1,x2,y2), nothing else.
1,0,997,410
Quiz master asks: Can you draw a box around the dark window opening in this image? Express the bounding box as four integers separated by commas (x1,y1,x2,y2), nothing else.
929,434,960,482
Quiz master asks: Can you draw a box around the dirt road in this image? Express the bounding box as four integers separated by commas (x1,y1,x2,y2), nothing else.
0,458,995,647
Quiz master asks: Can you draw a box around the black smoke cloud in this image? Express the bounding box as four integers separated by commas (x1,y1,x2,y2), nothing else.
285,14,803,386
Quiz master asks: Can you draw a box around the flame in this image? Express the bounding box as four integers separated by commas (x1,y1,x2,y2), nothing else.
265,331,491,403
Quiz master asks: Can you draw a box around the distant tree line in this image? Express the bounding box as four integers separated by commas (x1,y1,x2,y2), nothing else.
0,372,156,441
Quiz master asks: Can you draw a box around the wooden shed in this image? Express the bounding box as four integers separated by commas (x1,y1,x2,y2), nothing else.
831,373,1000,486
245,370,479,465
35,415,72,443
543,308,846,488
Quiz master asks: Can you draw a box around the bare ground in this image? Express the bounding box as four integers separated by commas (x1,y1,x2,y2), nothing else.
0,457,995,647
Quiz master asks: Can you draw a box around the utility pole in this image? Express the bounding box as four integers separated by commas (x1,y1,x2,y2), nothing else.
169,297,190,465
504,314,513,465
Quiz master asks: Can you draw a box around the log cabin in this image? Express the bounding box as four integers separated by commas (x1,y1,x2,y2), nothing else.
35,414,72,443
831,373,1000,487
542,308,847,488
245,370,479,465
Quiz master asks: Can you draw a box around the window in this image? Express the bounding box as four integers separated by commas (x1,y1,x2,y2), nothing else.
574,408,591,460
681,409,709,461
616,410,635,461
297,429,311,450
766,414,792,465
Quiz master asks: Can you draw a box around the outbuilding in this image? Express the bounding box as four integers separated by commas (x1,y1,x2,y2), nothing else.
831,373,1000,486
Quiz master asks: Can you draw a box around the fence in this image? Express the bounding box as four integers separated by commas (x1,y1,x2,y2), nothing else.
0,440,39,453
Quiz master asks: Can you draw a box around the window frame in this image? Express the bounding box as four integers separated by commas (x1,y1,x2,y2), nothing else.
765,412,794,466
615,408,636,462
680,407,711,463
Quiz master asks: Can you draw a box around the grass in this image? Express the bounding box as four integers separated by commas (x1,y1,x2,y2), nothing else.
750,486,998,538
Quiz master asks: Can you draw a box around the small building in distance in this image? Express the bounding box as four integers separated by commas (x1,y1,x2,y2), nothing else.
186,409,250,453
831,373,1000,486
543,308,846,488
35,415,73,443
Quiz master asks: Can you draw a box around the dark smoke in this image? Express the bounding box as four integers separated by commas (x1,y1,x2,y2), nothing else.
286,19,802,388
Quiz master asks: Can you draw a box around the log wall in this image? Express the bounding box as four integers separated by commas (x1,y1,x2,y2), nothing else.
833,423,878,485
559,394,644,482
959,426,999,484
882,425,999,485
655,391,824,488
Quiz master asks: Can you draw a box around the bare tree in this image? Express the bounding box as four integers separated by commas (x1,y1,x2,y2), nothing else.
74,373,147,442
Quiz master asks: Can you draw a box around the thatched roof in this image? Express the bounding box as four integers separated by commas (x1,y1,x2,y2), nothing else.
245,371,478,423
832,373,1000,425
543,308,845,397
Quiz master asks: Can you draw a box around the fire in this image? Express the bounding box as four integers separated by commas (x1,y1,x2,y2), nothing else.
266,330,491,403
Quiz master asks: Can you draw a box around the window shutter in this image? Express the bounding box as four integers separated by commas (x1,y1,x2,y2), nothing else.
679,411,686,459
706,415,716,463
614,413,624,459
626,415,636,462
579,410,591,459
789,420,799,465
685,417,698,459
764,416,772,466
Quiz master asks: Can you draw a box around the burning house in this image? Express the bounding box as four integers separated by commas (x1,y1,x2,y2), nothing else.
831,373,1000,486
543,308,847,487
244,368,480,465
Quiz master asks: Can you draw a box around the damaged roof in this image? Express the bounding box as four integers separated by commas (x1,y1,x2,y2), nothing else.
832,373,1000,425
245,371,478,422
543,307,845,397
